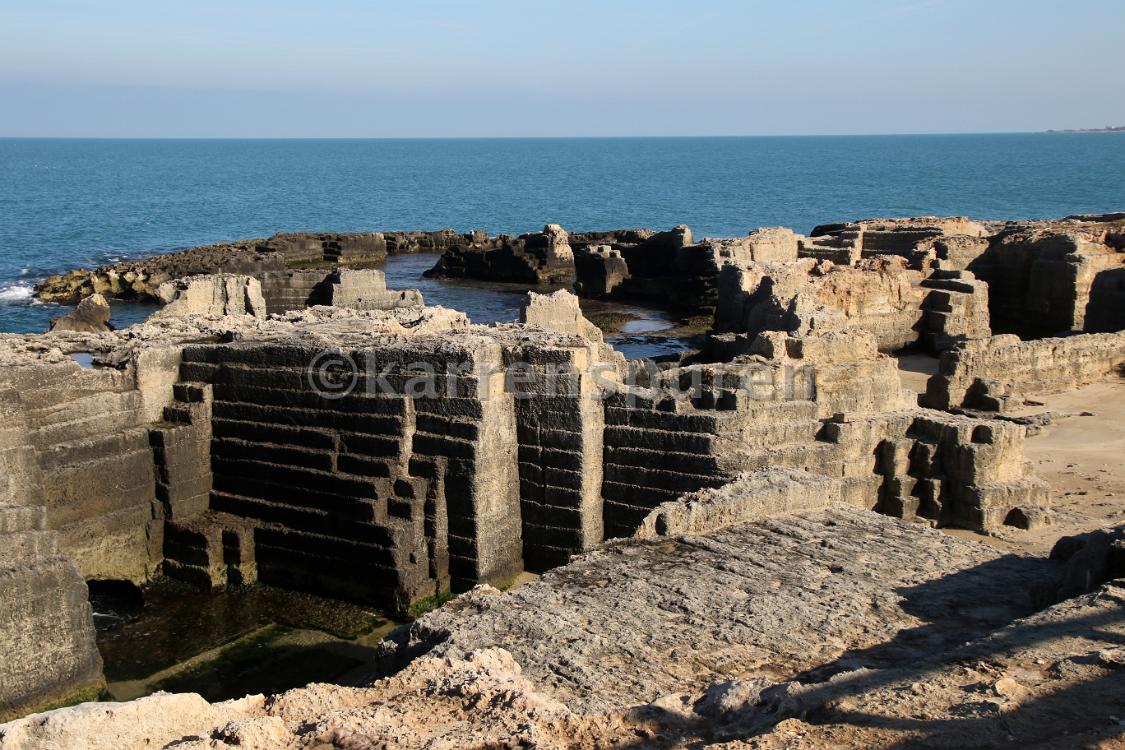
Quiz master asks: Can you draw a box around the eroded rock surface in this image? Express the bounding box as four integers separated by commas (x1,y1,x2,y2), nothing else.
47,294,113,334
925,332,1125,411
34,230,460,305
154,274,267,320
7,512,1123,749
4,210,1124,743
379,508,1051,712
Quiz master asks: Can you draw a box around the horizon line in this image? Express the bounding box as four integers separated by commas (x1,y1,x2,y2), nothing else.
0,129,1105,141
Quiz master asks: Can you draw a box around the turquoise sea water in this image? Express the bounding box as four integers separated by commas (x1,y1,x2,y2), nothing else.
1,134,1123,333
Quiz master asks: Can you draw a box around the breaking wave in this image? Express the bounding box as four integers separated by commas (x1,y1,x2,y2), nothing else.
0,282,34,304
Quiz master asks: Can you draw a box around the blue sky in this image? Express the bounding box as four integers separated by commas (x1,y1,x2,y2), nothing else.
1,0,1123,137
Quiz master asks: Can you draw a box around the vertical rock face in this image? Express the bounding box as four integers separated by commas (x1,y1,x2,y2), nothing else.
713,257,929,352
572,225,793,312
918,269,992,351
826,410,1052,531
259,269,424,316
965,217,1125,337
0,359,163,583
171,334,535,604
0,388,103,722
154,274,267,320
713,254,992,355
808,216,989,264
258,270,333,315
573,245,629,297
923,332,1125,411
743,226,802,262
327,269,424,310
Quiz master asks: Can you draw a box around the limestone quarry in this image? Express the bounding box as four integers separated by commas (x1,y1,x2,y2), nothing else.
2,213,1124,748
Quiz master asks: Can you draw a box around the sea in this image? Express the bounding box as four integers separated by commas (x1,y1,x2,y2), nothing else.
1,134,1123,334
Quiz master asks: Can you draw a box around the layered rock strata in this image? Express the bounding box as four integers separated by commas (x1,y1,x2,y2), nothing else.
968,215,1125,337
713,256,990,354
813,214,1125,338
924,331,1125,411
572,224,800,312
153,274,266,320
2,291,1052,611
0,389,103,722
259,268,424,316
0,270,1082,722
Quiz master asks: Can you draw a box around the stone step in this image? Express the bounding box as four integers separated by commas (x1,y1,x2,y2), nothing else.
162,404,194,425
212,455,382,499
172,382,209,403
211,418,339,451
210,471,382,522
212,383,408,416
36,428,151,470
604,445,723,475
31,403,144,446
211,401,404,435
604,426,716,454
602,479,684,506
603,464,730,494
212,437,335,473
210,491,394,545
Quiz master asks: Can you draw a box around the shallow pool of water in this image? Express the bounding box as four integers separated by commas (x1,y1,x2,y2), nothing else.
93,581,398,702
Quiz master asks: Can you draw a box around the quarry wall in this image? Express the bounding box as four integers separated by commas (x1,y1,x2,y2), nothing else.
924,332,1125,411
5,210,1124,721
0,388,103,722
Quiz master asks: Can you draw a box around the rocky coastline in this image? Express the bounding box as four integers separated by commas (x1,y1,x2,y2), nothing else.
2,211,1124,747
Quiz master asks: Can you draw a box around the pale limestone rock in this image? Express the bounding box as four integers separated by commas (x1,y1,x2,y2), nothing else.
924,332,1125,410
154,274,266,319
47,294,112,334
0,693,264,750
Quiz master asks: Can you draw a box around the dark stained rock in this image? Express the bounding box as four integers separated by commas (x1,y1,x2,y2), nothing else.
425,224,575,285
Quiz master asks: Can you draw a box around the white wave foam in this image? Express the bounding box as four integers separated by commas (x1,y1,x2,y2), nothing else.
0,283,34,303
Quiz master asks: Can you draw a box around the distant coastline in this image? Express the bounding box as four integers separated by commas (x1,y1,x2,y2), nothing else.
1046,126,1125,133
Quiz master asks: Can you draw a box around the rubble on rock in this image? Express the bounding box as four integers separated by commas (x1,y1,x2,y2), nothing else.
34,229,462,305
